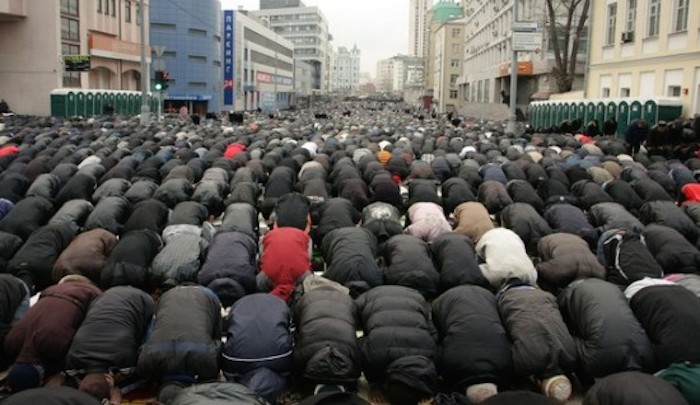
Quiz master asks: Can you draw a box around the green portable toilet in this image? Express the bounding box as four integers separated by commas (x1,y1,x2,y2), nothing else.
105,93,115,113
618,101,630,136
551,104,560,126
629,100,643,122
606,101,617,122
585,102,595,124
94,93,103,115
596,102,606,124
541,104,548,128
85,93,95,116
127,94,135,114
529,104,538,127
643,100,657,125
114,94,123,114
562,103,570,123
577,102,586,124
66,92,77,117
50,90,66,118
75,92,86,117
657,100,683,123
568,102,577,121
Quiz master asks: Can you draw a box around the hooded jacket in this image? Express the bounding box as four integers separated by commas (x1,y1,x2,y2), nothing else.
137,285,221,382
0,196,55,241
441,177,477,215
100,229,162,291
497,284,576,378
535,233,605,292
315,198,361,246
221,293,293,379
558,279,654,377
432,285,512,388
258,227,311,302
292,285,361,383
355,286,437,383
431,232,489,291
639,200,699,243
453,202,494,243
52,228,118,285
65,286,154,373
476,228,537,289
644,224,700,274
151,224,209,290
83,196,131,235
4,282,101,368
477,181,514,214
499,203,552,254
589,202,644,232
506,180,545,213
197,231,257,307
382,235,440,299
121,198,170,235
8,223,78,292
405,202,452,244
322,227,382,297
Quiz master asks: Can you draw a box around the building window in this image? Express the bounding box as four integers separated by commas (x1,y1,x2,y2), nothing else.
136,3,141,25
62,43,81,87
451,44,460,54
97,0,101,13
450,90,458,99
450,59,459,67
61,17,79,41
451,28,461,38
124,0,131,22
648,0,660,37
667,85,682,97
673,0,689,32
605,3,617,45
60,0,79,16
620,88,631,97
625,0,636,34
110,0,115,16
602,87,611,98
450,74,459,87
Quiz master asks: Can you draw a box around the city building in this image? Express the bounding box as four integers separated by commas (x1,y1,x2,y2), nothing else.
0,0,150,115
409,0,431,58
150,0,221,114
586,0,700,117
231,10,295,112
295,60,313,98
376,55,424,96
260,0,302,9
424,0,464,110
251,1,332,92
331,45,361,94
460,0,587,109
433,18,466,113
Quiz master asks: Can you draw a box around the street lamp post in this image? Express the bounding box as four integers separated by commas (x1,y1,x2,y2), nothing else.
507,0,519,134
139,0,150,125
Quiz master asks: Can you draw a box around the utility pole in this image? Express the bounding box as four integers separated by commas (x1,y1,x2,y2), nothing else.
139,0,150,125
507,0,519,134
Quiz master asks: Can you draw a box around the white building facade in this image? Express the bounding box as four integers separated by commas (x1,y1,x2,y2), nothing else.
331,45,361,94
409,0,431,58
233,10,294,112
251,2,332,92
376,55,424,96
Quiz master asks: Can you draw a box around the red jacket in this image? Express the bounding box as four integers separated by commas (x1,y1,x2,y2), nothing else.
259,227,310,301
224,143,246,159
682,183,700,205
0,145,19,158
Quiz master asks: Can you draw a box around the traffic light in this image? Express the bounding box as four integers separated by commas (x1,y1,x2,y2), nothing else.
154,70,169,91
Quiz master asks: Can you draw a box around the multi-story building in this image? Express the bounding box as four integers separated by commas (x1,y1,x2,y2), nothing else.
295,60,313,98
424,1,464,109
260,0,302,9
433,19,466,113
0,0,150,115
461,0,587,108
232,10,294,112
150,0,221,114
251,1,332,92
331,45,361,94
376,55,424,96
586,0,700,117
409,0,431,58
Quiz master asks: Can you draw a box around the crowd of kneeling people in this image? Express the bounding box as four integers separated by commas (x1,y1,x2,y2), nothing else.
1,105,700,405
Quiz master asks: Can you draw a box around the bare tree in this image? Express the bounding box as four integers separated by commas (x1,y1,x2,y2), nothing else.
545,0,591,92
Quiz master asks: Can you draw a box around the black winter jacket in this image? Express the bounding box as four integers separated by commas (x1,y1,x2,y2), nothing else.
558,279,654,377
639,200,699,243
121,198,170,235
83,196,131,235
137,285,221,382
355,286,437,383
101,229,162,291
507,180,545,213
0,196,55,240
644,224,700,274
441,177,476,216
382,235,439,299
499,203,552,254
432,285,512,388
322,227,382,297
66,286,154,373
48,199,94,227
431,233,489,291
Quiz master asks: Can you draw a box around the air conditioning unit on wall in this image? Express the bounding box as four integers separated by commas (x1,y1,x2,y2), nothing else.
621,31,634,43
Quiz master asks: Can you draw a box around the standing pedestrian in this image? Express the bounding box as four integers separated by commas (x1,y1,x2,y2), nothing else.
625,118,649,155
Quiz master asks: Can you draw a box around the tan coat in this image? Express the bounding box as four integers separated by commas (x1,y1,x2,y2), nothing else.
453,202,495,243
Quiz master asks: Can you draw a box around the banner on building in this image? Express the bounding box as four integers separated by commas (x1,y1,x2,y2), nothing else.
64,55,91,71
223,10,235,106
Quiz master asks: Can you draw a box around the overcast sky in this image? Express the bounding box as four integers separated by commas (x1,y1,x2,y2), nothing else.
220,0,410,76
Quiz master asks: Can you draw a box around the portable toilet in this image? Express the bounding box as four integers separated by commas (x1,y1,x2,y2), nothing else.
596,102,606,124
85,93,95,116
629,100,643,122
656,98,683,123
618,101,630,135
562,103,570,123
585,102,596,124
66,91,77,117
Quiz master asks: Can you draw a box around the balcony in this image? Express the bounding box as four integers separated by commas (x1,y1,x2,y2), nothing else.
0,0,26,21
